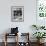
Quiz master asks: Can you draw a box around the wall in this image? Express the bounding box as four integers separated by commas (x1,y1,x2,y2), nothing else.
0,0,36,42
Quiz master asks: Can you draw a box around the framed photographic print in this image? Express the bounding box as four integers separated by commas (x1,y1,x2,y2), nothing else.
11,6,24,22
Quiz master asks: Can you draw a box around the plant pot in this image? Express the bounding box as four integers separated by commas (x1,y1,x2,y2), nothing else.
37,39,40,43
37,39,45,44
40,38,45,43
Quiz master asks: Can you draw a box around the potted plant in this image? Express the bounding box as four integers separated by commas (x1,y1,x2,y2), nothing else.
33,32,46,43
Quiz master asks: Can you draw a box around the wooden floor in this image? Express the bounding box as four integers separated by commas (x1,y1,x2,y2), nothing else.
0,42,46,46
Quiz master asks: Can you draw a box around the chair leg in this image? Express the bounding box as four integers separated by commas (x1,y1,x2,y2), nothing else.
4,33,7,46
4,41,7,46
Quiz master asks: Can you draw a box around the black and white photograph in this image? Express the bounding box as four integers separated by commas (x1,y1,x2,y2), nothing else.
11,6,24,22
